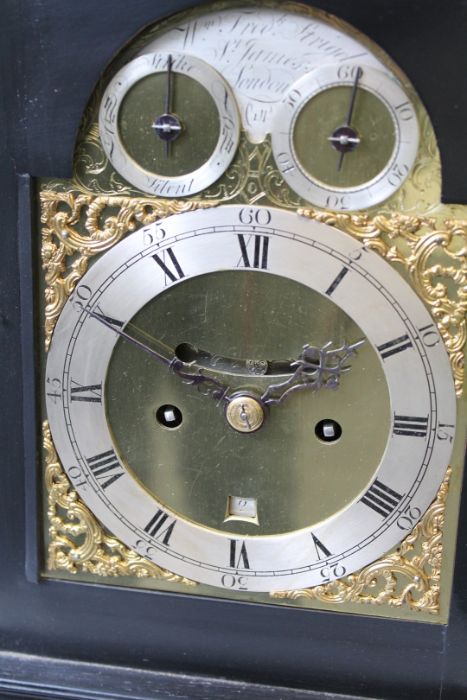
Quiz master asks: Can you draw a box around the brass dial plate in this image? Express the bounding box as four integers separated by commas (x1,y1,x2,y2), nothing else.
45,206,456,592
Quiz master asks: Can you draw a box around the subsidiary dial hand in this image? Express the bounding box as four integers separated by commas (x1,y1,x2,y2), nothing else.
152,54,183,157
328,66,363,171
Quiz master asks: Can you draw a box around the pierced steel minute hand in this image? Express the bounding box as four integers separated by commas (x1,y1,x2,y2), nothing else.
86,307,364,410
260,339,365,407
86,307,229,402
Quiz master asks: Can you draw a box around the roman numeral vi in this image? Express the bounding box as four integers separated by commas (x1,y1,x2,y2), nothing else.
230,539,250,569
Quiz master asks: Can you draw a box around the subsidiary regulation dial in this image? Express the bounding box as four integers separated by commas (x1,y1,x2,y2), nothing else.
99,51,240,197
272,64,419,210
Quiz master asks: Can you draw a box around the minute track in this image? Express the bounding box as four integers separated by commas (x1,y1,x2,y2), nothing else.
65,232,438,556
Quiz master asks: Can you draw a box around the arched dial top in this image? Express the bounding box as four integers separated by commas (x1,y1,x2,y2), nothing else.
96,5,425,208
45,206,455,592
140,6,393,143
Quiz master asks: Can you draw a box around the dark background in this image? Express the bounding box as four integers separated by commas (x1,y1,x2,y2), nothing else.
1,1,467,698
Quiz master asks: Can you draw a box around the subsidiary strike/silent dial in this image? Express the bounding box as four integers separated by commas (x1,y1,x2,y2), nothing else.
99,51,241,197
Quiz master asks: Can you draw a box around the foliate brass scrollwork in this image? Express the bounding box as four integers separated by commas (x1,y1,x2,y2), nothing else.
73,130,304,208
45,403,450,610
44,421,196,584
299,208,467,396
272,469,450,614
40,190,216,349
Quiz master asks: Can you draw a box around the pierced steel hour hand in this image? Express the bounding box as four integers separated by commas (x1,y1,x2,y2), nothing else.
86,308,364,410
260,339,365,407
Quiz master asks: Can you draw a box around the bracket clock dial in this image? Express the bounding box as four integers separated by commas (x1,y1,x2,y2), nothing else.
40,1,466,620
45,205,456,591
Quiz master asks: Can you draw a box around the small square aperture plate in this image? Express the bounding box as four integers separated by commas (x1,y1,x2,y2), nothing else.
224,495,259,526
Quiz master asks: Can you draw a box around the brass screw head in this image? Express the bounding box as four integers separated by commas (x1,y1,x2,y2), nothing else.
225,394,265,433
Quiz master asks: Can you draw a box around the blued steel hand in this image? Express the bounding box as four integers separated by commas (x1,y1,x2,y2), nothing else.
163,54,174,158
165,53,173,116
260,339,365,407
338,66,362,171
344,67,363,129
152,54,182,157
327,66,363,172
87,307,228,401
86,305,364,410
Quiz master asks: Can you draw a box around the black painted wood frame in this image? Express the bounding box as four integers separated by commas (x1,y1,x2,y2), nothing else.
1,1,467,698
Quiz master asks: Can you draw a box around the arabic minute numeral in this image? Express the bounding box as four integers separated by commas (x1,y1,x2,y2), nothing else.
46,377,62,404
394,101,414,121
418,323,440,347
221,574,248,591
67,464,88,490
387,163,409,188
337,64,362,80
72,284,92,312
286,88,301,108
437,422,455,442
397,503,422,531
320,563,346,584
238,208,272,226
276,151,295,174
325,194,349,210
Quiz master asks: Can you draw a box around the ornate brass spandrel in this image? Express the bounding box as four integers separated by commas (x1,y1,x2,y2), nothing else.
71,118,440,216
41,189,467,394
72,128,303,207
40,191,464,613
40,190,216,349
299,208,467,396
272,469,451,614
44,420,196,585
44,407,450,613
